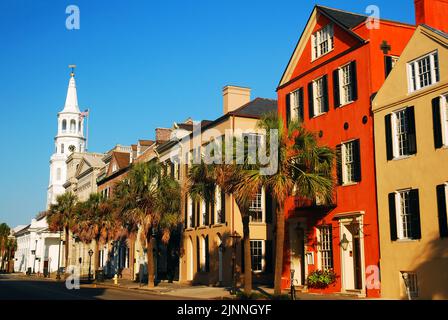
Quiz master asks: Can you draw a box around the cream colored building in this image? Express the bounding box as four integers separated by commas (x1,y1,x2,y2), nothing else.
372,24,448,299
166,86,277,286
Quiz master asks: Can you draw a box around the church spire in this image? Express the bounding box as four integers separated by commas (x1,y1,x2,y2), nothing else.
62,65,80,113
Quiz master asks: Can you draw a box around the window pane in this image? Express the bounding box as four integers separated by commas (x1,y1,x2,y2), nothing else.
395,110,409,156
250,240,263,272
319,226,333,270
398,191,412,239
249,188,263,222
344,141,355,183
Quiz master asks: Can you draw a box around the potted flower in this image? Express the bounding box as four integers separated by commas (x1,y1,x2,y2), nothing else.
306,269,337,290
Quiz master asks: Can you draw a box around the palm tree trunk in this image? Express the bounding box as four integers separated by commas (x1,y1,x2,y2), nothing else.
242,215,252,295
64,227,70,274
129,238,135,281
95,239,100,274
146,236,155,287
274,203,285,296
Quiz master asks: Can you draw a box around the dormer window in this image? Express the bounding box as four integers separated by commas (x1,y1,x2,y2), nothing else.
312,24,334,60
112,163,118,173
408,51,439,92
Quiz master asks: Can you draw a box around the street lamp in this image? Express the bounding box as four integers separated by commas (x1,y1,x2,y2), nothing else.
401,272,412,300
230,231,241,295
339,233,350,251
88,249,94,282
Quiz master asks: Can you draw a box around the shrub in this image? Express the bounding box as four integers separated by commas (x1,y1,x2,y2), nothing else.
306,269,337,289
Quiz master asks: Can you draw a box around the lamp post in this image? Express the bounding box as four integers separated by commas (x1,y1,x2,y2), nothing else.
339,233,350,251
88,249,94,282
230,231,241,295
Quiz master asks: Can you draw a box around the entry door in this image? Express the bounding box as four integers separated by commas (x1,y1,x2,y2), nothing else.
289,223,305,286
341,223,363,290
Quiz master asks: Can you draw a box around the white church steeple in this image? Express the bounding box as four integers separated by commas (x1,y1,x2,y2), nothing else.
46,67,87,208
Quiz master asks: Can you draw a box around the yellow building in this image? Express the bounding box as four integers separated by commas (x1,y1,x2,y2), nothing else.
372,24,448,299
156,86,277,286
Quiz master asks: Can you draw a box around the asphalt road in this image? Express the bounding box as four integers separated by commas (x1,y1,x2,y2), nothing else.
0,274,186,300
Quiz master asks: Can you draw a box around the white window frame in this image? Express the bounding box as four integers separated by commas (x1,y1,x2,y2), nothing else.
391,108,410,158
312,24,334,60
313,77,326,116
338,63,354,106
249,187,265,223
407,51,439,93
401,272,419,298
214,186,224,225
201,199,206,226
341,140,356,185
441,95,448,147
317,225,333,271
250,240,265,273
290,89,302,120
395,190,414,240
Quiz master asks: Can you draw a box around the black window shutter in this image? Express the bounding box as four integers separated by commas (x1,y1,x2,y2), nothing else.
205,201,209,226
170,162,175,179
184,195,188,228
436,185,448,238
336,144,343,185
191,198,196,228
333,69,340,108
409,189,421,240
432,97,443,149
323,75,329,112
241,241,245,272
221,190,226,224
211,199,215,225
308,82,314,119
388,193,398,241
385,56,393,78
265,188,273,224
350,61,358,101
353,139,362,182
298,88,304,120
407,106,417,155
265,240,273,273
205,236,210,272
385,114,394,160
196,237,200,272
285,93,291,127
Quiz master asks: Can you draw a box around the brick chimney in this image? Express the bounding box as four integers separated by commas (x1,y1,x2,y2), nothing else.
222,85,251,114
414,0,448,32
155,128,172,143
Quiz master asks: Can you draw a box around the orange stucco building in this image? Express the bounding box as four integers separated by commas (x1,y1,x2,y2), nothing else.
276,5,415,297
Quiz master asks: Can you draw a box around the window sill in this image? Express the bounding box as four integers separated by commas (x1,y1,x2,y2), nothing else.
212,223,226,228
311,48,334,63
249,222,267,226
394,239,420,243
391,154,416,161
337,100,355,109
184,228,194,232
197,226,207,230
312,112,327,119
341,182,359,187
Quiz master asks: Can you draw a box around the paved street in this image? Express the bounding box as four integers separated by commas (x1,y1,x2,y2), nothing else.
0,274,187,300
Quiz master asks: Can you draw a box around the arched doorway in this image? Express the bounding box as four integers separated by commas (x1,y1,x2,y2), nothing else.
187,237,194,281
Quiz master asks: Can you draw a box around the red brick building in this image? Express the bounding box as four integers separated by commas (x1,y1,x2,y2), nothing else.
276,5,415,297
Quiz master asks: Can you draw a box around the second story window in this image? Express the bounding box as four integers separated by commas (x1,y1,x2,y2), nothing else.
385,106,417,160
249,187,263,223
334,61,358,108
389,189,421,241
337,140,361,185
287,88,304,123
432,94,448,148
312,24,334,60
308,76,329,118
408,51,439,92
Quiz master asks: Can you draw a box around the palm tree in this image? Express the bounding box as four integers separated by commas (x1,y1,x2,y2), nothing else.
187,143,262,295
47,192,78,274
0,223,11,271
114,161,161,287
254,112,335,295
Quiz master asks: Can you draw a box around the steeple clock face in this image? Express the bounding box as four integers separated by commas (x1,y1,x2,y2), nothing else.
69,145,76,152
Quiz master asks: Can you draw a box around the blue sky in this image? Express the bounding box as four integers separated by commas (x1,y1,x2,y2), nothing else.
0,0,414,227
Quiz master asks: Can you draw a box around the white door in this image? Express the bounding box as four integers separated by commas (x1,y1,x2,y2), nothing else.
341,222,363,291
289,222,304,286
